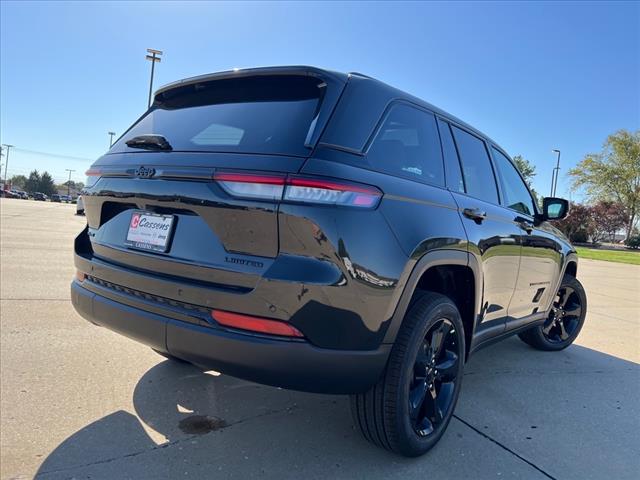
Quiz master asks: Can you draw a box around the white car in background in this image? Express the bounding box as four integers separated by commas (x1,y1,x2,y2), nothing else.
76,196,84,215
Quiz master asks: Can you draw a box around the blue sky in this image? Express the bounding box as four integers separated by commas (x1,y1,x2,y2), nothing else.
1,1,638,198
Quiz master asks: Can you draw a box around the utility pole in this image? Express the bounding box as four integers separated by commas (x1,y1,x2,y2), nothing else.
145,48,163,108
65,169,75,197
2,144,14,185
108,131,116,148
551,149,561,197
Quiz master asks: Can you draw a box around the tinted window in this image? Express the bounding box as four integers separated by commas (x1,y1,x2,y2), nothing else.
437,119,465,193
366,104,444,186
451,126,499,204
492,147,536,216
112,76,323,157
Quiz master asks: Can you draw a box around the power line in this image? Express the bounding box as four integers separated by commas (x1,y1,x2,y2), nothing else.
4,166,85,183
11,147,94,162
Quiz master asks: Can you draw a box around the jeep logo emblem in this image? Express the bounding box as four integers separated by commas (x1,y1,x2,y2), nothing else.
135,166,155,179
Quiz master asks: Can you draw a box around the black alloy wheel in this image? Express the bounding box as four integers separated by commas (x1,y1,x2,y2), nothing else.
351,292,466,457
519,274,587,351
409,318,461,437
542,286,582,343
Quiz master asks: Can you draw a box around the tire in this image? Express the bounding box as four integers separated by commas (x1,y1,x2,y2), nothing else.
350,292,465,457
518,275,587,351
152,348,189,363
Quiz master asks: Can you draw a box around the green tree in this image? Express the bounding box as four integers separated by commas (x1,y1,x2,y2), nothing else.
512,155,540,205
570,129,640,240
9,175,27,190
39,171,56,196
62,180,84,192
512,155,536,186
25,170,41,193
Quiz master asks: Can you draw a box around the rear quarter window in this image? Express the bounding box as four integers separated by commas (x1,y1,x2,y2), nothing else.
365,104,444,186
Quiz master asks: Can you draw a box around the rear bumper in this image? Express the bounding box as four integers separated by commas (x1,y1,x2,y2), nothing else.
71,281,390,394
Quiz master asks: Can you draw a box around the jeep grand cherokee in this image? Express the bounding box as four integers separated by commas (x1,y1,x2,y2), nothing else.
71,66,586,456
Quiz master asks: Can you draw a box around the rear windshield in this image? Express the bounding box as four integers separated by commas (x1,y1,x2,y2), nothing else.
111,75,325,157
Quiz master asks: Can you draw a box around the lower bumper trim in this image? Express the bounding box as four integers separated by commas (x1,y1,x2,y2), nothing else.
71,281,390,394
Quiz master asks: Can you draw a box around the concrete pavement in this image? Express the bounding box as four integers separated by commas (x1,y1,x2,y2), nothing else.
1,198,638,479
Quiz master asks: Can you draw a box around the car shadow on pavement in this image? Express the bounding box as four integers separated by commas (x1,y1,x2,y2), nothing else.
34,337,640,479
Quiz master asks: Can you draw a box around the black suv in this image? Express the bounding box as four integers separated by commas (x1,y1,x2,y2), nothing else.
71,66,587,457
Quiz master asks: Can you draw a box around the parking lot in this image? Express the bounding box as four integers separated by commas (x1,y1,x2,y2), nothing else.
0,198,638,479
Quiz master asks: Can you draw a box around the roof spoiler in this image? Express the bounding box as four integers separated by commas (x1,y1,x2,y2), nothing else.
152,65,348,100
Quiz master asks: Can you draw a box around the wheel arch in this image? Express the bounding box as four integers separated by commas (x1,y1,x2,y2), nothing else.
541,252,579,315
564,259,578,278
383,250,482,360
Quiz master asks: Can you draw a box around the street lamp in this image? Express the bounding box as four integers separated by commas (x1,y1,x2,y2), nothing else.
1,144,14,184
551,149,561,197
145,48,163,108
108,131,116,148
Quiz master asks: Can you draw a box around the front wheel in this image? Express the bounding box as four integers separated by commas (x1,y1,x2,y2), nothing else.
350,292,465,457
518,275,587,351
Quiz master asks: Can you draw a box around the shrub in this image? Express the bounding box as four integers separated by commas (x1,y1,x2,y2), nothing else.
625,235,640,249
571,230,590,243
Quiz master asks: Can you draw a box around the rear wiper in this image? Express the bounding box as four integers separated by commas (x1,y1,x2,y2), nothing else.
125,134,173,151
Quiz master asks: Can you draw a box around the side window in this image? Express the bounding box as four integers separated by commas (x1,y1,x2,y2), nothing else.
366,104,444,186
437,119,465,193
451,126,499,204
492,147,536,216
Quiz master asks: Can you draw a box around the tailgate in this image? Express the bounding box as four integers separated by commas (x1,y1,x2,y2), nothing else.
83,154,304,289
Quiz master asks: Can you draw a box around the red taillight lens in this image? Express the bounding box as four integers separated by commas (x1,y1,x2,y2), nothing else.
284,177,382,208
213,172,285,200
85,168,102,188
214,171,382,208
211,310,304,338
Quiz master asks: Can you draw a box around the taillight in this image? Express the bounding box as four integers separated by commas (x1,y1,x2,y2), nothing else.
214,172,285,200
214,172,382,208
85,168,102,188
211,309,304,338
284,177,381,208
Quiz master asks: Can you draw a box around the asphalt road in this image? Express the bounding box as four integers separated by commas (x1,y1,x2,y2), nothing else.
1,198,639,480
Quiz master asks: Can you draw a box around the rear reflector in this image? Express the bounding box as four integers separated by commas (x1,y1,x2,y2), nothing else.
214,171,382,208
212,309,304,338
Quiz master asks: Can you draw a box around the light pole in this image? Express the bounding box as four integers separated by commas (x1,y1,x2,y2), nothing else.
65,169,76,197
108,131,116,148
551,149,561,197
145,48,163,108
2,144,14,185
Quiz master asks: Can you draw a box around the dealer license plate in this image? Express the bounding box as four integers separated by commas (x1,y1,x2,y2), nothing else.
125,211,175,253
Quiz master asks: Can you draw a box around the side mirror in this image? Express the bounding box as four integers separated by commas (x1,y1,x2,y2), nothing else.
541,197,569,221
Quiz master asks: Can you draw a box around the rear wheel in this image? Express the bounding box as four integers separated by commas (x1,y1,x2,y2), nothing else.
350,292,465,457
518,275,587,351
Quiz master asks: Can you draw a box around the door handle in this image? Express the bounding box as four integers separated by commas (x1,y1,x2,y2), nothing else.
516,217,534,233
463,208,487,224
